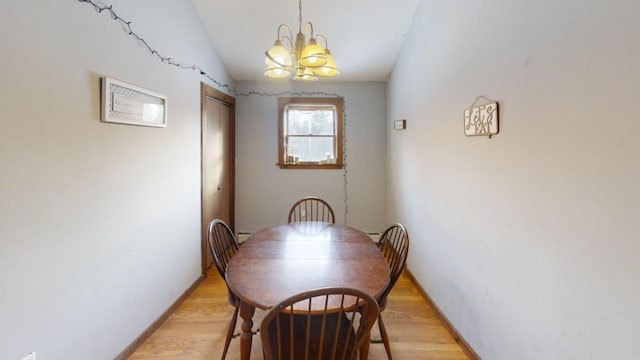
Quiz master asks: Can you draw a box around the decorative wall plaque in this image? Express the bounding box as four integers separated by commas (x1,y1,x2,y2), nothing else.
101,77,167,127
464,98,498,138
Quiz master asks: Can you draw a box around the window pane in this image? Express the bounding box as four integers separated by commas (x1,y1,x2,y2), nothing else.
287,108,334,135
287,136,335,162
278,97,343,169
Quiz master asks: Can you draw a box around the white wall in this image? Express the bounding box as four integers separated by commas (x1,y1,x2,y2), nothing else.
235,81,387,233
0,1,232,359
387,0,640,359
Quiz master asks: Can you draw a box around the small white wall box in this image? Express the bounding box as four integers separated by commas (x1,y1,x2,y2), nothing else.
393,119,406,130
101,77,168,127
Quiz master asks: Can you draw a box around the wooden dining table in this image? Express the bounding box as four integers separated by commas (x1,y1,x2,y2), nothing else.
226,221,390,360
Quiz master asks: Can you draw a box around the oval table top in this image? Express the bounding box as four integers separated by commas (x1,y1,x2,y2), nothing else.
226,221,390,310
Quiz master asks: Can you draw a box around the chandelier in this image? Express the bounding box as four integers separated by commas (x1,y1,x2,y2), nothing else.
264,0,339,81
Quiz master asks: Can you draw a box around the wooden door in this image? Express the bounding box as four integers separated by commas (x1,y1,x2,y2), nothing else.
201,83,235,275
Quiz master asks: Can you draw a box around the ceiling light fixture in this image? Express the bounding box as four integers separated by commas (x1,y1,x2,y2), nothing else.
264,0,339,81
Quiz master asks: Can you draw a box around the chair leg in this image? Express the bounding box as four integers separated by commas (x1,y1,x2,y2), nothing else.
221,305,239,360
377,314,393,360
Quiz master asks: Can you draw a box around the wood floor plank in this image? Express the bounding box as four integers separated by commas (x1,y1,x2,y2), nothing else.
129,269,470,360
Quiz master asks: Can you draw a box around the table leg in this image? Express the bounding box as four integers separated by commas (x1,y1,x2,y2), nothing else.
239,301,256,360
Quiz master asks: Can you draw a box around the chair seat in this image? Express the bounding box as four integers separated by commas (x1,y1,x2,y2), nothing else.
377,297,388,312
265,312,355,360
261,287,379,360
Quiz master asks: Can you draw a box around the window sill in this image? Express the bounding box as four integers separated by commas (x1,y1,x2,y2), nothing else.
278,163,344,170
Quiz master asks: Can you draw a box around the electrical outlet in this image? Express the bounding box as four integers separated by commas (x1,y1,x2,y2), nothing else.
23,352,36,360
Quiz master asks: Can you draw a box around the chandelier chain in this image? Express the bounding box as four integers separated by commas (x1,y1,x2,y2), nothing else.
298,0,303,32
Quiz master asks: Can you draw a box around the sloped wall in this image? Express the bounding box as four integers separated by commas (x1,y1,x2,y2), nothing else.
0,1,232,359
387,0,640,358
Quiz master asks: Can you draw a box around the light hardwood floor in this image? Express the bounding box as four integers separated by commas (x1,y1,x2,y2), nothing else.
129,268,470,359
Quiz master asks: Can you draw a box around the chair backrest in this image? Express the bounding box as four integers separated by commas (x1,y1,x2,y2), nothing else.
206,219,239,279
288,197,335,224
261,287,380,360
376,224,409,305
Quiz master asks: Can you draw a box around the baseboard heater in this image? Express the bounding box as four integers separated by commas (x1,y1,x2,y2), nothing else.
237,231,253,243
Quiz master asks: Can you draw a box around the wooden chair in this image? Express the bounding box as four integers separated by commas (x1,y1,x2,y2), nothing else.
371,223,410,360
288,196,335,223
261,287,380,360
206,219,240,360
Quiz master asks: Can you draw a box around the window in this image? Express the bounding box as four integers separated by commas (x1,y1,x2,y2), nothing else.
278,97,344,169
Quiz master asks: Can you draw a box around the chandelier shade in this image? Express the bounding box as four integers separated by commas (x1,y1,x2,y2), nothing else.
314,48,339,77
264,0,338,81
265,40,293,67
264,40,294,78
264,63,292,78
293,66,318,81
298,38,327,67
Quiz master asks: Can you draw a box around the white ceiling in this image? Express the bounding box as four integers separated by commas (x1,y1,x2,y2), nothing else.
191,0,421,82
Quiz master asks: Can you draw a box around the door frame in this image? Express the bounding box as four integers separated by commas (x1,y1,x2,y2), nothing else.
200,82,236,276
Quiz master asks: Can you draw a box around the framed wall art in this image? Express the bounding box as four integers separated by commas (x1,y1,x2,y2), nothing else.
101,77,167,127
